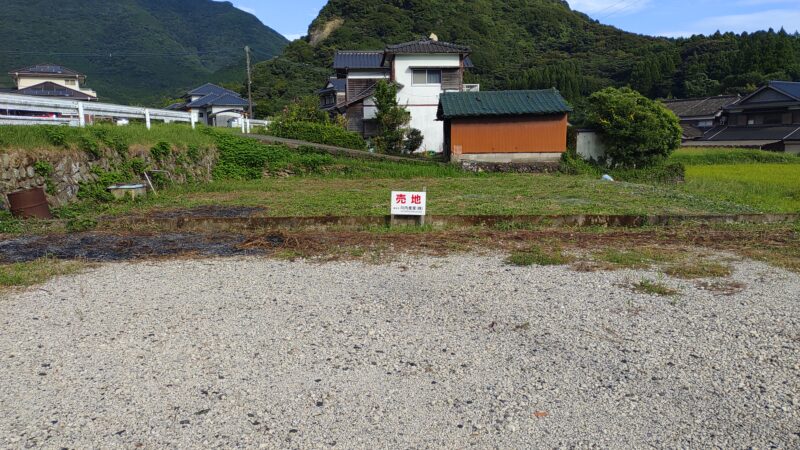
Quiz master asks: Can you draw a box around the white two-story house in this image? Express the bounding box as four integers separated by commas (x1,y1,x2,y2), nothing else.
167,83,250,127
6,64,97,101
322,36,477,153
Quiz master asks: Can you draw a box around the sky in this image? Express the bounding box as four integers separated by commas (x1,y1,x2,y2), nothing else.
228,0,800,40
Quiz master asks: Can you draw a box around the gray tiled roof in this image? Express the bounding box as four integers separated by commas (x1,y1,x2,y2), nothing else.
702,125,800,141
333,51,385,69
438,89,572,119
186,92,249,108
769,81,800,100
385,39,470,54
188,83,241,97
9,64,82,77
16,81,96,100
662,95,740,118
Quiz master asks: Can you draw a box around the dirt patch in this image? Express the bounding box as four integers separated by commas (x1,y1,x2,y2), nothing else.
0,232,273,263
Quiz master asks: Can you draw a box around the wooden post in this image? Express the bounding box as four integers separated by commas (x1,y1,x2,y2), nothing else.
77,102,85,127
145,109,151,130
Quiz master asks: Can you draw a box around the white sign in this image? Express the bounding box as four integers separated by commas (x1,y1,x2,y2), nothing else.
391,191,427,216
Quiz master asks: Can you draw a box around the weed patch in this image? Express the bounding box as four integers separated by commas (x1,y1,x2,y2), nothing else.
665,261,732,279
507,246,570,266
634,279,679,297
0,258,89,292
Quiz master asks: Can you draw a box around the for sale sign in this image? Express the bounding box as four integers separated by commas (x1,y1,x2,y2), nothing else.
391,191,426,216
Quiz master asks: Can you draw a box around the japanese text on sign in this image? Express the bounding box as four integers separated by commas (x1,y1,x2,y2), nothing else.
391,191,426,216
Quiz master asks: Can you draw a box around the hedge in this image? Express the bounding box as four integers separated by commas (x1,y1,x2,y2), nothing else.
266,121,367,150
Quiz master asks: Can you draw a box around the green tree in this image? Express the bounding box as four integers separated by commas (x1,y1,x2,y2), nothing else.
373,80,412,154
586,87,682,168
276,96,330,124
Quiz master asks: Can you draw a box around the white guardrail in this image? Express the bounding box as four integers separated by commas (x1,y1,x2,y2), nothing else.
0,92,266,132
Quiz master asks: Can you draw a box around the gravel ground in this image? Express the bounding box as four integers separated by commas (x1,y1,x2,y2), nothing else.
0,255,798,448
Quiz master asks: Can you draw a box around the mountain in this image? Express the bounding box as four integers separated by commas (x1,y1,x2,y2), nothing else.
0,0,288,105
250,0,800,118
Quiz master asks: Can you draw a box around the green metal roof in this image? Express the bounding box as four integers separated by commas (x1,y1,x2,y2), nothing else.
438,89,572,119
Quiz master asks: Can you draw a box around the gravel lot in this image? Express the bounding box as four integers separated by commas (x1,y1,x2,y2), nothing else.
0,255,798,448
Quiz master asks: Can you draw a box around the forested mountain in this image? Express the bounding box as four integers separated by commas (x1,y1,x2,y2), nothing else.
250,0,800,117
0,0,287,105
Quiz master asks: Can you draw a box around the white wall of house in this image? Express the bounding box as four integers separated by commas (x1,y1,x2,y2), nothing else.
394,54,461,153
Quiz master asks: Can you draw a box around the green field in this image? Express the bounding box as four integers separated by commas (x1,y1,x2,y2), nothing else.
681,164,800,213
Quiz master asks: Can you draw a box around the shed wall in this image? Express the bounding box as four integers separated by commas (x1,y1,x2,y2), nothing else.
450,115,568,154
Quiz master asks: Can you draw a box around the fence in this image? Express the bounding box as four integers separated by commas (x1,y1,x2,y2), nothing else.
0,92,268,132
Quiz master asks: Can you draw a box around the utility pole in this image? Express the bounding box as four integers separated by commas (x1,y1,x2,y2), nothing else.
245,46,254,119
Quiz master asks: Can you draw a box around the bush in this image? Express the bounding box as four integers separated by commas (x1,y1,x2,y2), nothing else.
560,148,685,183
266,121,367,150
79,135,101,159
150,141,172,163
212,133,291,180
403,128,424,154
585,87,682,168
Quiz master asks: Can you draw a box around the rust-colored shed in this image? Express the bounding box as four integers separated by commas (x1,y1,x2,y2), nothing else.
437,89,572,163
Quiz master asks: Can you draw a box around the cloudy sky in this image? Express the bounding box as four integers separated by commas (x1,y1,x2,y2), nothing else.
229,0,800,41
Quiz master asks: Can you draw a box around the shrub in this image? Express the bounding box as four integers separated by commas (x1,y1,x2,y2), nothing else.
276,96,330,124
266,121,366,150
79,135,102,159
43,126,68,147
373,80,411,154
585,87,682,168
212,133,291,180
403,128,424,154
150,141,172,163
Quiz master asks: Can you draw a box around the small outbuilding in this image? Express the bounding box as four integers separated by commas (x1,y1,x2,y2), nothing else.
437,89,572,163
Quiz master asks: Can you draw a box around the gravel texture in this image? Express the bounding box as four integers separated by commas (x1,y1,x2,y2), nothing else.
0,255,798,448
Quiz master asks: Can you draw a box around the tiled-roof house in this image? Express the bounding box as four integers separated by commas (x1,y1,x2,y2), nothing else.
7,64,97,100
320,36,477,153
662,95,740,140
697,81,800,153
168,83,250,127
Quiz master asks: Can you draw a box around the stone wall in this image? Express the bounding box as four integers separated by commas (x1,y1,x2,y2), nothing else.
0,145,217,210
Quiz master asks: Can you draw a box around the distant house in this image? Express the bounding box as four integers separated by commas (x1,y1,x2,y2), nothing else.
5,64,97,101
437,89,572,163
319,36,477,153
168,83,249,127
696,81,800,153
662,95,739,140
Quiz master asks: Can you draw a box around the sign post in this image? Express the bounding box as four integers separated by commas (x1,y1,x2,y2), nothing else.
390,190,427,227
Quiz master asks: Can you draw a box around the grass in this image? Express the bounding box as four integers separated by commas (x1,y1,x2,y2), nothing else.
664,260,733,279
0,258,89,293
0,123,217,152
507,246,570,266
634,279,680,297
591,248,680,269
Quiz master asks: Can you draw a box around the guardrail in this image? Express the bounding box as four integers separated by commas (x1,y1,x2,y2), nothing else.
0,92,193,129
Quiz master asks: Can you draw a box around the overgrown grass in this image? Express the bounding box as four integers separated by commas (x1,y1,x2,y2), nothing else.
671,147,800,165
507,246,570,266
0,258,89,292
0,124,216,152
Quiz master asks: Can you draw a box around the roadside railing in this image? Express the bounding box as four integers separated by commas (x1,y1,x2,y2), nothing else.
0,92,193,129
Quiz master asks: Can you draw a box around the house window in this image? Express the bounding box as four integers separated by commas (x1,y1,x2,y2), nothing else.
412,69,442,85
762,113,783,125
697,120,713,128
64,80,76,86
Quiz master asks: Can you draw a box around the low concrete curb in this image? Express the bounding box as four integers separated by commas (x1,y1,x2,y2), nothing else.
105,213,800,232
